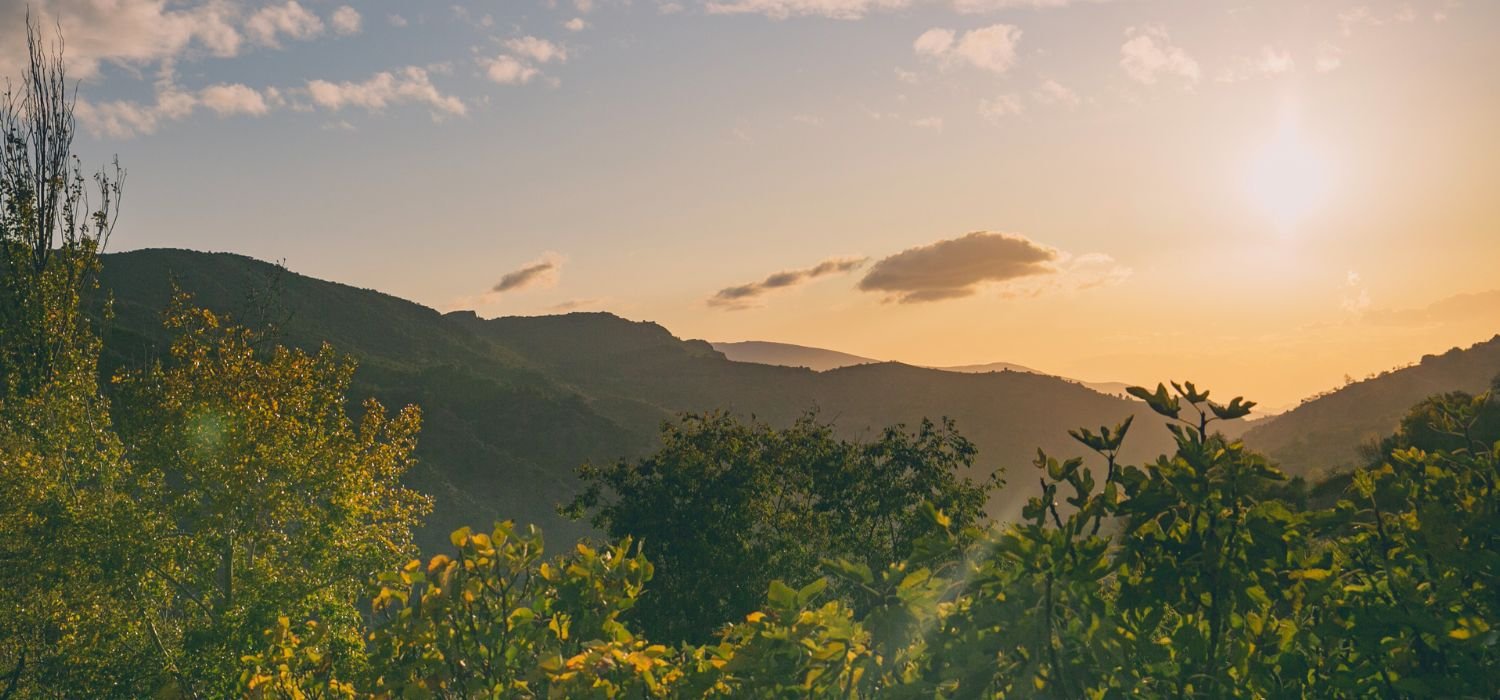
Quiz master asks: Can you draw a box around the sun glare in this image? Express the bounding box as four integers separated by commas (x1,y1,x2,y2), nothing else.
1245,123,1332,235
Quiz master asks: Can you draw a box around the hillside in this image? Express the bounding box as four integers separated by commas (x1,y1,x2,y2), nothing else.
98,250,1258,544
716,341,1133,399
1242,335,1500,475
712,340,879,371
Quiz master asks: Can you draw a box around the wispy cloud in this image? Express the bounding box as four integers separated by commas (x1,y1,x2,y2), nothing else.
482,36,569,85
979,94,1023,122
1120,24,1199,86
245,1,326,48
709,256,868,310
306,67,466,117
493,256,563,293
1339,4,1417,37
1216,46,1295,83
914,24,1022,74
703,0,1114,20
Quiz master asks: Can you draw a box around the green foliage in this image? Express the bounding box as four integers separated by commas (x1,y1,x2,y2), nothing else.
109,294,431,693
254,382,1499,699
565,411,997,643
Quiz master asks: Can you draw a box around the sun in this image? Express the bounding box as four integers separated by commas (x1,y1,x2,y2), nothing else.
1245,123,1332,234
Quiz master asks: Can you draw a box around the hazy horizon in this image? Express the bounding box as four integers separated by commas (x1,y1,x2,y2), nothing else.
12,0,1499,408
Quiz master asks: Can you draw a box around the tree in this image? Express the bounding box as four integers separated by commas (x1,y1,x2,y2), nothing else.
111,294,432,694
565,411,996,643
0,17,148,696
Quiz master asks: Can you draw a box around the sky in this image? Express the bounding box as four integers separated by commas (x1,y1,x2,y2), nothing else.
5,0,1499,408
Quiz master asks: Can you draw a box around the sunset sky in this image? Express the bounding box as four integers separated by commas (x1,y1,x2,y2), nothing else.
7,0,1498,408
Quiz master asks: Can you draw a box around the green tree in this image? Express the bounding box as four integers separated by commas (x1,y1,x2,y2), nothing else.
112,294,432,694
0,18,150,696
565,411,996,643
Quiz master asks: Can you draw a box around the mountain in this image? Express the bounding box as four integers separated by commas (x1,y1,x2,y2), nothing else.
1242,335,1500,476
97,250,1260,548
715,342,1134,399
712,341,879,372
933,361,1041,374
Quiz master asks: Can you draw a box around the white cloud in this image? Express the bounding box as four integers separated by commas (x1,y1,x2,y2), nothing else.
1032,79,1079,107
979,94,1023,122
199,83,270,116
0,0,241,79
484,55,541,85
245,1,325,48
505,36,569,64
483,36,569,86
564,17,588,31
1217,46,1295,83
1339,4,1417,36
77,75,273,138
388,14,409,28
914,24,1021,74
705,0,912,20
1119,24,1199,86
913,28,956,56
954,0,1114,11
330,6,362,36
910,116,944,131
1315,43,1342,73
702,0,1111,20
306,67,466,117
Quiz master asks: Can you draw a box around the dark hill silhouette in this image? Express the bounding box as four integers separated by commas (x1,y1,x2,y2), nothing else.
1242,335,1500,475
99,250,1263,546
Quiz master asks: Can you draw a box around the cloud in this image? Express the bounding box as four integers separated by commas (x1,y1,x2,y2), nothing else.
493,256,563,294
979,94,1023,122
198,83,271,116
330,6,362,36
708,256,868,309
1339,4,1417,37
78,63,465,138
1032,79,1079,107
1120,24,1199,85
1315,43,1342,73
564,17,588,31
910,116,944,131
550,298,606,312
306,67,466,117
857,231,1127,303
76,71,278,137
1341,270,1371,314
0,0,241,79
953,0,1113,11
388,14,410,28
483,36,569,86
702,0,1112,20
1360,289,1500,328
486,57,539,84
506,36,569,64
914,24,1021,74
705,0,912,20
245,1,325,47
1217,46,1295,83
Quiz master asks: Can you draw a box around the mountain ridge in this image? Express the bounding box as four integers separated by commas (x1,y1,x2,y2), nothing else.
95,249,1496,549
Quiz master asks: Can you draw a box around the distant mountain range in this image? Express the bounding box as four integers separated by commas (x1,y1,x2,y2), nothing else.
1240,335,1500,476
95,250,1500,549
712,341,1133,398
